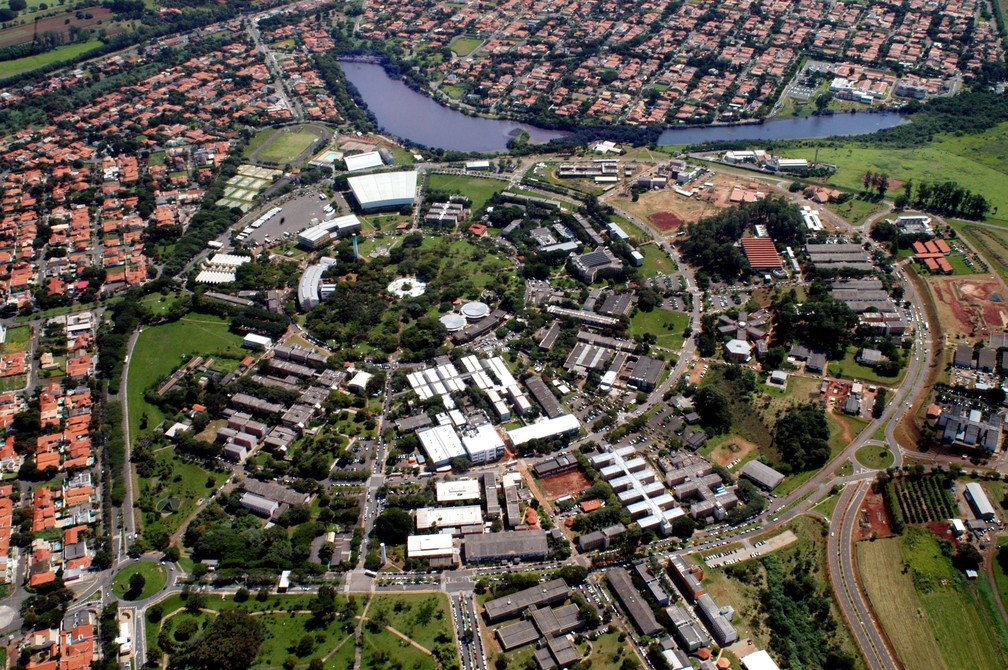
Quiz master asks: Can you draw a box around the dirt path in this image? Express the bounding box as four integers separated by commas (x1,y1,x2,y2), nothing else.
353,595,372,670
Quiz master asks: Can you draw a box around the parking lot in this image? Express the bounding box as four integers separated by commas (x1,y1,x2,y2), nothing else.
238,189,345,246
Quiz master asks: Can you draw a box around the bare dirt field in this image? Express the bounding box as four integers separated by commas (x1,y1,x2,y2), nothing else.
709,438,758,467
540,468,591,499
858,483,895,540
0,7,116,49
927,274,1008,338
614,172,771,231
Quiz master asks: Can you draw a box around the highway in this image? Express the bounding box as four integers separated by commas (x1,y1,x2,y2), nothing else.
827,481,898,670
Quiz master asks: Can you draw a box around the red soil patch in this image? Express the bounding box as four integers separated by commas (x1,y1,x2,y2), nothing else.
858,483,895,539
925,521,961,547
540,468,591,499
887,178,904,191
649,211,684,231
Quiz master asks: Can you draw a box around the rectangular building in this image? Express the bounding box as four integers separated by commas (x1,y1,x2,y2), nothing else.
465,530,549,565
606,568,663,636
965,482,996,521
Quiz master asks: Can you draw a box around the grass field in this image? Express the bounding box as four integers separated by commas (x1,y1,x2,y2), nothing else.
361,627,437,670
2,325,31,353
857,528,1008,670
138,449,226,539
855,444,894,469
149,592,359,670
427,173,506,211
127,312,244,440
0,38,104,80
257,130,319,166
995,537,1008,609
638,243,677,278
827,346,905,386
823,197,889,226
627,307,689,349
449,36,481,56
364,593,453,652
244,128,281,158
786,122,1008,222
112,561,167,601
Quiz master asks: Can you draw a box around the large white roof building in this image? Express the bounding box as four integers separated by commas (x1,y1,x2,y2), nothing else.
417,424,467,467
507,414,581,446
344,151,384,172
415,505,483,531
348,170,418,210
436,479,481,502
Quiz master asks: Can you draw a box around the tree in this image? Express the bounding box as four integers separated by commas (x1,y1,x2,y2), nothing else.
127,572,146,598
180,609,264,670
694,386,732,435
9,0,26,11
671,515,697,539
373,507,413,545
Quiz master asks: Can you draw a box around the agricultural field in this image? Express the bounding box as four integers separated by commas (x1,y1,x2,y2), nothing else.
0,38,104,80
952,221,1008,283
890,476,957,524
426,173,506,212
126,311,245,440
857,528,1008,670
0,7,117,50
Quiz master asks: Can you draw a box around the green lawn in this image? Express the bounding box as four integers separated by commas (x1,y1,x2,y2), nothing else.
858,528,1008,670
361,626,437,670
449,37,481,56
141,291,186,316
244,128,281,158
638,243,677,278
148,592,358,670
427,173,506,211
583,629,633,669
994,537,1008,610
112,561,167,601
856,444,894,469
0,39,104,81
627,308,689,349
823,197,888,226
827,346,906,386
127,312,245,441
257,130,319,166
2,325,31,353
364,593,453,651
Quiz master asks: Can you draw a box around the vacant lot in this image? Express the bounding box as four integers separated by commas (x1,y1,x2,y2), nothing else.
127,312,244,441
427,173,506,211
857,528,1008,670
540,468,591,499
627,307,689,349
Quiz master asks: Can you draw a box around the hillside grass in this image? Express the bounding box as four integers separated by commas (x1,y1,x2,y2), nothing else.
0,39,104,81
857,528,1008,670
427,173,506,211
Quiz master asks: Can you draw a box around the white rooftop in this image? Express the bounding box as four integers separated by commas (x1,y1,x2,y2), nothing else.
417,424,467,465
507,414,580,446
741,650,782,670
348,170,418,209
436,479,481,502
344,151,384,172
415,505,483,530
407,533,454,558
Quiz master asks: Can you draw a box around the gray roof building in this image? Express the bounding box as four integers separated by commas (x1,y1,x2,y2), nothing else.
695,593,737,646
628,356,665,391
740,460,785,491
483,578,569,622
606,567,664,636
465,530,549,565
525,375,566,418
954,343,975,369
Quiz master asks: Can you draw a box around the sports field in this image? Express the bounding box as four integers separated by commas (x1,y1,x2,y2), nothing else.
857,529,1008,670
427,173,506,211
257,130,319,166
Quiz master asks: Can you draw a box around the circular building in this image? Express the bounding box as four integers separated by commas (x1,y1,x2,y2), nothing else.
387,276,427,298
440,313,466,332
461,300,491,321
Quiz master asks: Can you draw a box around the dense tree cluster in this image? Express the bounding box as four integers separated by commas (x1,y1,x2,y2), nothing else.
174,609,264,670
901,180,991,220
678,197,804,281
773,402,831,473
773,287,856,359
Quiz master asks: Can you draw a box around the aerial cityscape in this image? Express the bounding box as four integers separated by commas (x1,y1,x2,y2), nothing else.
0,0,1004,670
